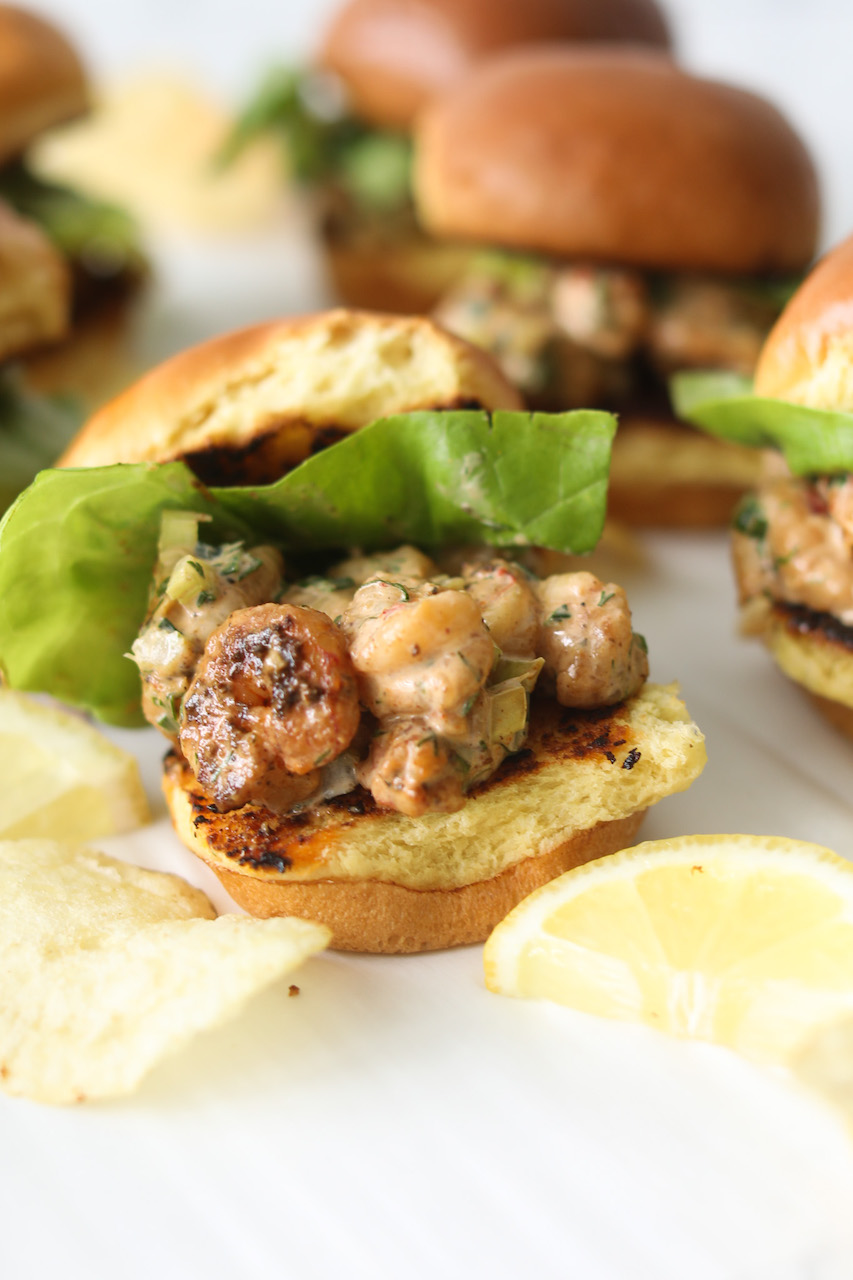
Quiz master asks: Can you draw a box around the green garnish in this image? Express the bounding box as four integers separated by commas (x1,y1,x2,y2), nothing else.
547,604,572,624
733,496,768,540
0,408,615,725
672,370,853,477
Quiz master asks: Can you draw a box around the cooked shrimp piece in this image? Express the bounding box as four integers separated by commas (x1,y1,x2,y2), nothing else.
342,580,495,735
359,720,466,817
179,603,360,810
536,572,648,708
332,545,438,585
132,544,283,740
463,559,540,657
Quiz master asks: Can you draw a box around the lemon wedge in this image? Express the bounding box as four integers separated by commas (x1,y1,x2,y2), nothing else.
484,834,853,1064
0,690,150,840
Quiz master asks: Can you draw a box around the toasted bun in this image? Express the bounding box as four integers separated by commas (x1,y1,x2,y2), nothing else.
0,5,88,162
754,234,853,410
320,0,670,131
607,418,763,527
760,604,853,725
59,310,522,471
415,48,819,274
0,199,69,361
321,224,474,314
163,682,706,952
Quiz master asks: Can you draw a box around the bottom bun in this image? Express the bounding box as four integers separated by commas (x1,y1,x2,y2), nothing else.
761,603,853,741
163,682,706,953
185,811,646,954
322,224,473,316
607,417,763,528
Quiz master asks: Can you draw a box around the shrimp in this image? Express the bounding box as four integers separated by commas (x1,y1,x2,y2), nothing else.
463,559,540,657
179,603,360,811
132,543,283,741
341,579,495,736
359,720,466,817
536,572,648,707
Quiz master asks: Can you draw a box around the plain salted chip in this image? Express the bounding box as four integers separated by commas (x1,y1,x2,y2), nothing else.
0,841,330,1104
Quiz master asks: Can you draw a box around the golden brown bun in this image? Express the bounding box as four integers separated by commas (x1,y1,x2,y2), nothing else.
0,5,88,162
607,417,764,528
0,199,69,360
754,233,853,410
321,224,474,314
60,309,522,471
163,682,707,953
320,0,670,131
415,48,819,274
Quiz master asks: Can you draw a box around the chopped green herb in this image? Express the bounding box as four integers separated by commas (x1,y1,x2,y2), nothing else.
373,580,410,600
196,590,216,606
733,496,768,541
158,617,179,632
598,591,614,607
547,604,572,624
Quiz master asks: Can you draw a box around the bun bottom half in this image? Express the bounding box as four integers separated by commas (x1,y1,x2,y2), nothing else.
162,682,706,953
759,603,853,742
607,418,763,528
321,225,473,316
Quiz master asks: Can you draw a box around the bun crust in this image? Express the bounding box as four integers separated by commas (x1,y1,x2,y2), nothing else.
0,5,88,162
321,225,474,315
163,682,706,952
60,310,522,470
415,48,819,274
320,0,670,131
607,417,763,527
754,234,853,410
0,200,69,361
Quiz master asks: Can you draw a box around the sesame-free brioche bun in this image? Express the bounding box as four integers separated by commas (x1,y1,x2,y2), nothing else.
164,682,706,952
321,227,474,316
59,309,522,473
754,234,853,411
607,419,763,528
0,5,88,163
415,48,819,275
744,602,853,744
319,0,670,132
0,198,69,361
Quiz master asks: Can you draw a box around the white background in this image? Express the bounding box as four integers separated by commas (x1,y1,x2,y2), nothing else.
6,4,853,1280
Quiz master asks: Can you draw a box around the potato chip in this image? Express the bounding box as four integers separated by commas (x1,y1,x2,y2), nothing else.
0,841,330,1104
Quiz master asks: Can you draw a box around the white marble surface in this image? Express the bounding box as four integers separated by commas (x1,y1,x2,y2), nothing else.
5,6,853,1280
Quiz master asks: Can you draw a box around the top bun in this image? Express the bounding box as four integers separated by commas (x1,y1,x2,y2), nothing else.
415,48,819,275
319,0,671,131
0,5,88,162
60,309,522,474
754,234,853,410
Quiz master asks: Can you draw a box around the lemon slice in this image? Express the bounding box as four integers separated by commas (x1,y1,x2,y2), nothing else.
0,690,150,840
484,834,853,1064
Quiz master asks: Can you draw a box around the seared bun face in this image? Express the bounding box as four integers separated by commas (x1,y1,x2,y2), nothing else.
320,0,670,132
754,233,853,410
164,683,704,953
415,48,818,274
0,5,88,163
60,310,522,474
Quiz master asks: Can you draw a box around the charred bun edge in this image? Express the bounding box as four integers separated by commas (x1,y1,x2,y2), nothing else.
162,684,707,953
59,309,523,471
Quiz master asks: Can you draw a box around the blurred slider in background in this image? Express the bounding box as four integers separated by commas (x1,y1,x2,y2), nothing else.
223,0,672,314
0,4,146,508
413,47,821,527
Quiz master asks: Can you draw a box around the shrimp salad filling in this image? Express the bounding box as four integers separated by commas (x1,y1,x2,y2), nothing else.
433,252,793,411
732,467,853,633
131,514,649,820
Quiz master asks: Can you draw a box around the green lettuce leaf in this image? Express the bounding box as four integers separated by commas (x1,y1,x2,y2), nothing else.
0,408,614,726
0,371,83,513
219,66,412,213
671,370,853,476
0,161,145,276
